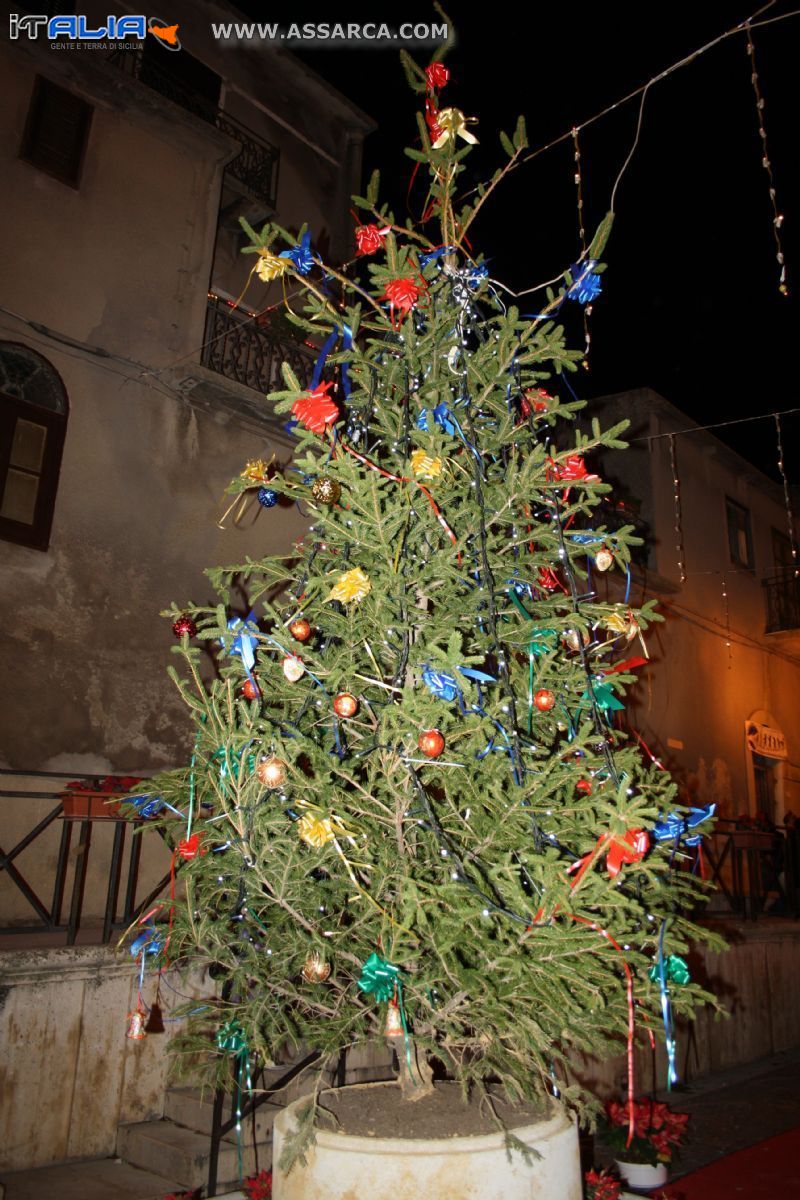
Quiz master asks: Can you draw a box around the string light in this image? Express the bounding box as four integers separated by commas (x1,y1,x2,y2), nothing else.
721,573,732,667
774,414,799,576
668,434,687,583
571,125,592,369
745,22,789,295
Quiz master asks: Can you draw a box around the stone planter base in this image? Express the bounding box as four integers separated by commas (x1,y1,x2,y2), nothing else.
273,1083,581,1200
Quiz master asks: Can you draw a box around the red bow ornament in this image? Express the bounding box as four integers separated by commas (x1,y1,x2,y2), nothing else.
425,62,450,91
383,277,423,327
291,381,340,435
547,454,599,483
569,828,649,887
355,223,389,256
178,832,206,861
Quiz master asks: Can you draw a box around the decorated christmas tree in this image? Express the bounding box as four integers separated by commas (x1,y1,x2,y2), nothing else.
128,54,720,1153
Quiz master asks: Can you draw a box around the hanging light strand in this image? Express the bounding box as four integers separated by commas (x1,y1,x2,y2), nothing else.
774,413,799,576
572,126,592,369
745,21,789,295
668,434,687,584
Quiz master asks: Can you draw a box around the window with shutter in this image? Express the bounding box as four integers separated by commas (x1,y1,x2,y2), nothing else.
20,76,92,187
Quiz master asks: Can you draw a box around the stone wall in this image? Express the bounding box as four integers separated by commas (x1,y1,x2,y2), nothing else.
2,921,800,1172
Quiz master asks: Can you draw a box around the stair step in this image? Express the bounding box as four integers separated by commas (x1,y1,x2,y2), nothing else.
0,1157,186,1200
117,1118,271,1190
165,1086,278,1140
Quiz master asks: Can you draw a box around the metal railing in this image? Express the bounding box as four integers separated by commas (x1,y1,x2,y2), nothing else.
704,818,798,919
763,570,800,633
202,296,316,396
108,49,280,210
0,769,174,945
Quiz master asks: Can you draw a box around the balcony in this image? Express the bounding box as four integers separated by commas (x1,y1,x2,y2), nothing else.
202,294,315,395
109,47,279,211
763,570,800,634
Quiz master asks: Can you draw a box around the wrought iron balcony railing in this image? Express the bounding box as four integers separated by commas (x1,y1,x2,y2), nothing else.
108,49,279,210
202,294,315,397
763,570,800,633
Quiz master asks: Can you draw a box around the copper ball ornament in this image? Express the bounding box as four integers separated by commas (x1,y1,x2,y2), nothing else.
289,618,312,643
419,729,445,759
311,476,341,505
242,678,260,701
301,951,331,984
172,614,197,639
594,548,614,572
533,688,556,712
256,755,287,789
333,692,359,719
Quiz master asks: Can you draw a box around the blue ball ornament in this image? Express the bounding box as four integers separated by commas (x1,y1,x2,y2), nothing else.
257,487,278,508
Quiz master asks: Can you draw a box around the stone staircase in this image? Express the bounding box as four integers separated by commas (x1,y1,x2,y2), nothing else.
117,1044,393,1194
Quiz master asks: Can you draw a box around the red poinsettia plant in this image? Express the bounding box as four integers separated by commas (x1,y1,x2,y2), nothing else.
584,1167,623,1200
243,1168,272,1199
601,1097,689,1165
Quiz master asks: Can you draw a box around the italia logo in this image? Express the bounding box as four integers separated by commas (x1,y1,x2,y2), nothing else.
8,13,181,49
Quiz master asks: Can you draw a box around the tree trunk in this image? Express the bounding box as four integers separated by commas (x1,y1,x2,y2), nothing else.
389,1034,435,1101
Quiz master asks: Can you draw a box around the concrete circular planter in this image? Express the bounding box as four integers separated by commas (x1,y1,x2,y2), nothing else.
273,1082,581,1200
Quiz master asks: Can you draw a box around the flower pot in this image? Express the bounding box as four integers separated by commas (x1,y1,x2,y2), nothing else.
60,790,122,819
273,1082,581,1200
615,1158,669,1190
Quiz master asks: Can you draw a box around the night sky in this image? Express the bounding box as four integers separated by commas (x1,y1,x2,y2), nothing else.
257,3,798,480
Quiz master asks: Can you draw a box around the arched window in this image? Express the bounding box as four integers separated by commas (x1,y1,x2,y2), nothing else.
0,343,68,550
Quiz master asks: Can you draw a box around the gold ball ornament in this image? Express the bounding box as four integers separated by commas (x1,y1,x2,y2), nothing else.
289,618,312,643
283,655,306,682
594,548,614,572
301,951,331,984
311,476,341,505
333,692,359,719
564,628,590,652
255,755,287,788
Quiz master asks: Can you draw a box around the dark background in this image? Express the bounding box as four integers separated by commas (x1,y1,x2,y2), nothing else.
247,3,799,480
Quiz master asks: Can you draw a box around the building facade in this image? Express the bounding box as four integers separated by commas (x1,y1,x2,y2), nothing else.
594,388,800,826
0,2,374,775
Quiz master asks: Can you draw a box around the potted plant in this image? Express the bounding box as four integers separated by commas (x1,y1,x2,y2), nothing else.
600,1097,689,1190
134,49,720,1200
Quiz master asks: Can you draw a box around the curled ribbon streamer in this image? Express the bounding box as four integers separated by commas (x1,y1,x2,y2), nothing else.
568,829,650,889
217,1019,252,1179
568,914,636,1146
310,323,354,406
337,436,461,564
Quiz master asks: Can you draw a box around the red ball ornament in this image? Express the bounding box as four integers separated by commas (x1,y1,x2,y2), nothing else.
289,618,312,643
419,729,445,759
533,688,556,713
242,678,260,701
333,692,359,719
172,614,197,639
576,779,593,795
